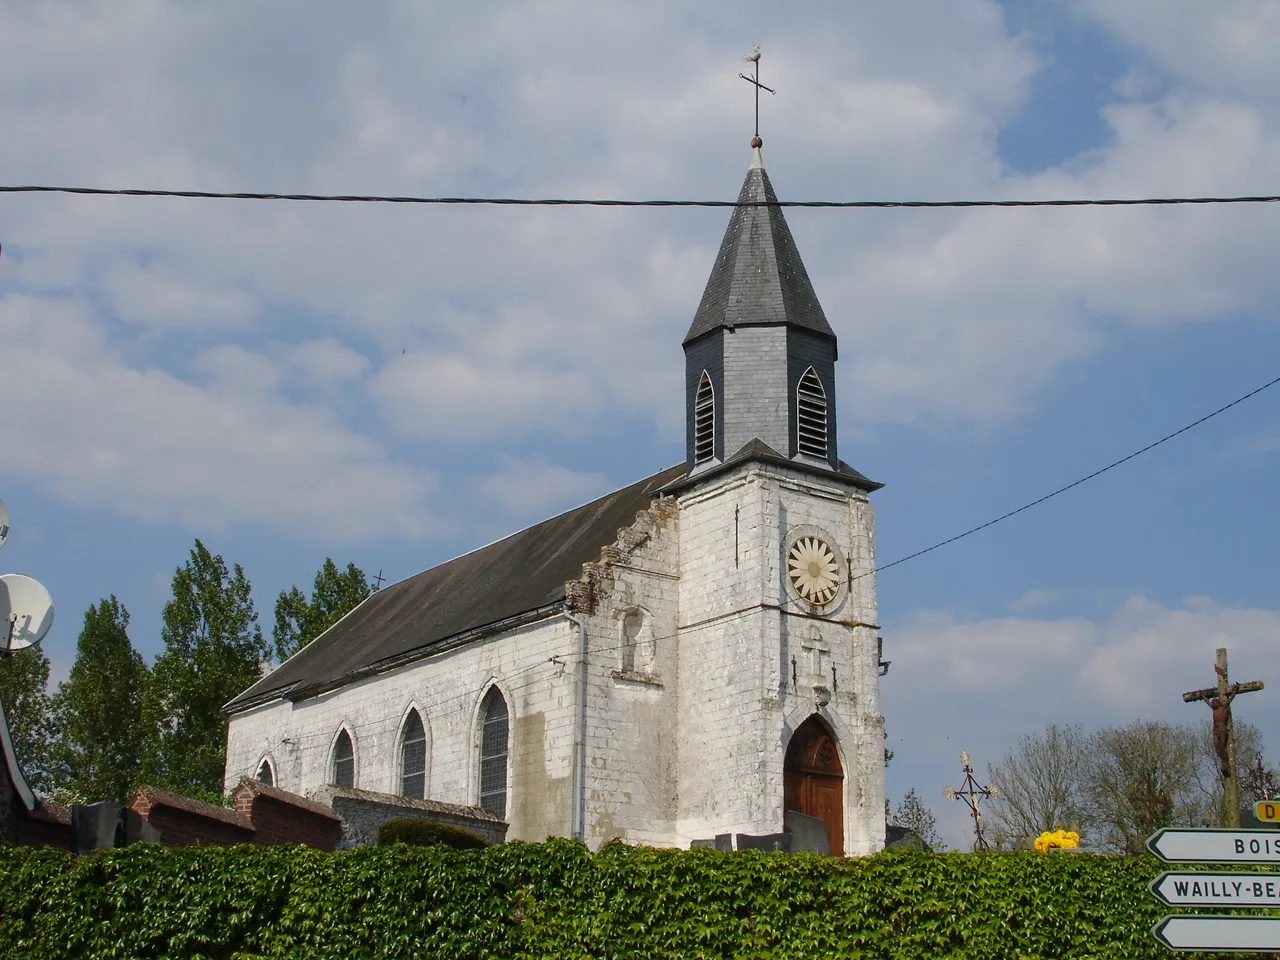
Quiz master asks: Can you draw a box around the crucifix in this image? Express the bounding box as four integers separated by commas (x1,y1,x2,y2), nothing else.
739,44,775,148
945,751,999,851
1183,647,1264,828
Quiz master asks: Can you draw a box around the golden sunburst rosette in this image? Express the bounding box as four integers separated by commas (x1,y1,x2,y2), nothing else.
787,536,840,606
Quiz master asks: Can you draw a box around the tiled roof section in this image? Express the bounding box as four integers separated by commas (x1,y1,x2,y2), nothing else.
684,151,835,344
313,784,507,824
233,776,339,820
33,799,70,825
132,784,254,830
227,463,689,711
661,438,882,495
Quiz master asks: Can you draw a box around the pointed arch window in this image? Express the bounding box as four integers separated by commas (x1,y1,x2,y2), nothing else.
255,757,275,787
479,687,509,818
400,709,427,799
332,729,355,788
796,368,828,458
694,371,715,464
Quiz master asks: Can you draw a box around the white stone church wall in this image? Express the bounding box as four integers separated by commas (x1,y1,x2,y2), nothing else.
674,459,885,853
224,616,582,843
566,497,684,849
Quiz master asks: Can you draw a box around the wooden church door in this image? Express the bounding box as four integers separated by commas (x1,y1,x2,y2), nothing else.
783,716,844,856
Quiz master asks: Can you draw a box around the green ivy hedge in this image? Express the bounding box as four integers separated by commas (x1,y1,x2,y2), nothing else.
0,840,1258,959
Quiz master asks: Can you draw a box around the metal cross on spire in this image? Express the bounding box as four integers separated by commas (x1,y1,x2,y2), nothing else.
739,44,775,148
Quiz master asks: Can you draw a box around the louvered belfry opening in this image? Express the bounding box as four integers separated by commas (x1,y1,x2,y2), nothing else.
332,730,354,787
796,368,829,458
400,709,427,799
479,687,509,818
694,371,715,463
256,758,274,787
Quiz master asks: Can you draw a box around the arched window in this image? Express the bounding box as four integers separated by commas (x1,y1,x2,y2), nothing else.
332,729,355,788
255,757,275,787
694,371,715,464
479,687,509,818
400,709,427,799
796,368,828,458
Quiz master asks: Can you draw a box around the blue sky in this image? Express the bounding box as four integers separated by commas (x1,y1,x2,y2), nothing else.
1,1,1278,848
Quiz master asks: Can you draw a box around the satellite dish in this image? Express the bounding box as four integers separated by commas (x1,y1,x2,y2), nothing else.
0,574,54,653
0,499,8,550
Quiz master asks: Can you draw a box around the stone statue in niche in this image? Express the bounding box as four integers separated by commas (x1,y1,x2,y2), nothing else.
620,608,656,676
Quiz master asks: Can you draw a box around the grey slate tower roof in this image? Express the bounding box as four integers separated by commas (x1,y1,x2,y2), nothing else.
683,148,835,344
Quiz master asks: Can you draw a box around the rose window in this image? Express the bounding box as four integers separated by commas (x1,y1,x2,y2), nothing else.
787,536,840,607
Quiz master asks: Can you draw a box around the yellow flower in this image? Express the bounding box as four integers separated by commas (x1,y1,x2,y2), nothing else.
1034,829,1080,852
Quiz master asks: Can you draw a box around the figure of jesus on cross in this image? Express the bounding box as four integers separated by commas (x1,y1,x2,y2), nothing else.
1183,647,1264,828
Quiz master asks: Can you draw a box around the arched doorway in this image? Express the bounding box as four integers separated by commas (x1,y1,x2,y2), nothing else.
784,715,844,855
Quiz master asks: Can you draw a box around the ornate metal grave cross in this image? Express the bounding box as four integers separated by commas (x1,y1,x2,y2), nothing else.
945,751,999,851
1184,647,1264,828
739,44,775,147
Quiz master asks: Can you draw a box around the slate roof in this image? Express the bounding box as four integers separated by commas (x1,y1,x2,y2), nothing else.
661,439,882,495
227,463,688,712
684,149,836,344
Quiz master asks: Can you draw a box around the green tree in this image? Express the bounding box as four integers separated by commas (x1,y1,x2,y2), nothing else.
0,647,54,792
1085,720,1201,854
890,788,946,851
987,723,1090,844
273,558,371,662
50,596,148,804
142,539,268,796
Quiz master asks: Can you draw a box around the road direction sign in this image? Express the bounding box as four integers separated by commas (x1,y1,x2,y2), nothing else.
1152,915,1280,952
1151,871,1280,907
1148,828,1280,863
1257,801,1280,823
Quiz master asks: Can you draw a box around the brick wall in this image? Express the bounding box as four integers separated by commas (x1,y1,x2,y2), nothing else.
231,777,341,850
130,786,255,847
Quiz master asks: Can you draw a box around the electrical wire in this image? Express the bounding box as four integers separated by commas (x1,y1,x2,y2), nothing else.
778,369,1280,610
3,184,1280,209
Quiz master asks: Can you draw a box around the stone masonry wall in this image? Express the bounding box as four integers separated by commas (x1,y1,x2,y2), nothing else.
566,496,681,849
675,459,884,854
225,616,580,844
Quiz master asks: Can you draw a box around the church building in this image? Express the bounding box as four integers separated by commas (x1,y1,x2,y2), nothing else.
224,142,888,856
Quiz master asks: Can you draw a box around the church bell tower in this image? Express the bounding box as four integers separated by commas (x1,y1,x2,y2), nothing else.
669,139,886,856
682,145,839,475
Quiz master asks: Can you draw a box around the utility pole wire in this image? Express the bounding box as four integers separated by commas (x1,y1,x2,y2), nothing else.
2,184,1280,209
849,371,1280,585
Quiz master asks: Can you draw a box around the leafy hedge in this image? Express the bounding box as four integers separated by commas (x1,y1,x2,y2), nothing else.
377,818,488,849
0,840,1257,959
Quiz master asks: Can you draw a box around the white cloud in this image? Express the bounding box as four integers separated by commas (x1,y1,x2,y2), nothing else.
478,459,607,520
0,294,433,539
883,595,1280,848
0,1,1278,529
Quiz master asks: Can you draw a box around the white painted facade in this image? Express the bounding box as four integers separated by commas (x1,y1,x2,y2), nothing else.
224,456,885,853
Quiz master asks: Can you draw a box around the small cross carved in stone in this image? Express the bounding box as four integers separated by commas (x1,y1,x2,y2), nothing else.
800,627,829,681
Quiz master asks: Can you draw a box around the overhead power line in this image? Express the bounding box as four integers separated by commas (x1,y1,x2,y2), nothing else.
868,372,1280,580
2,184,1280,209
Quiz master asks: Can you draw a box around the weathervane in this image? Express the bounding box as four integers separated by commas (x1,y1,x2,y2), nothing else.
944,751,999,851
739,44,775,148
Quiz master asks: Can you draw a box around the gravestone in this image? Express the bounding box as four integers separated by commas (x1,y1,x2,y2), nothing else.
72,801,121,854
736,832,792,852
784,810,831,855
